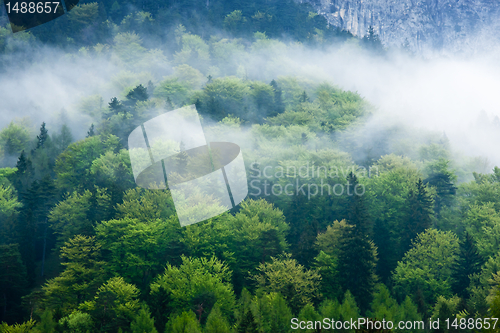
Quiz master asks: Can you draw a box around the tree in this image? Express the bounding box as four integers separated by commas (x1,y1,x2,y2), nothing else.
79,276,140,332
424,159,457,218
400,179,434,255
205,304,231,333
237,310,258,333
252,292,293,333
125,84,149,106
49,188,112,247
393,229,459,314
108,97,125,115
37,309,56,333
150,256,235,323
337,172,377,314
95,217,173,290
451,233,484,299
42,236,107,318
35,122,49,150
362,26,384,53
53,124,74,154
252,253,321,314
86,124,95,138
131,306,158,333
269,80,285,116
165,311,201,333
0,244,28,324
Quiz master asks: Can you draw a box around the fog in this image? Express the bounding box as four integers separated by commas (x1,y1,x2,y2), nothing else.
1,32,500,171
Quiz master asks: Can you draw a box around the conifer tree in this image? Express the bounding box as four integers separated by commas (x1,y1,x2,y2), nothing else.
451,233,484,298
237,310,258,333
36,122,49,149
400,178,433,255
87,124,95,137
108,97,124,115
337,172,376,314
0,244,28,323
269,80,285,116
131,306,158,333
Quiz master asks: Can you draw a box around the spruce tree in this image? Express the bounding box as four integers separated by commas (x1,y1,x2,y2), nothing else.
400,179,433,256
269,80,285,116
87,124,95,137
451,233,484,299
125,84,149,105
36,122,49,149
337,172,376,314
237,310,258,333
108,97,124,115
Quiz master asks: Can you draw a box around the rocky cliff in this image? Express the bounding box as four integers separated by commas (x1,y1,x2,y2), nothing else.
303,0,500,56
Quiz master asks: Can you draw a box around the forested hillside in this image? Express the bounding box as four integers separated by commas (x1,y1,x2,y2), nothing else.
1,0,500,332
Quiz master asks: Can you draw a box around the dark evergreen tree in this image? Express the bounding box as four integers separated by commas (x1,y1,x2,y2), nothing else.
147,80,156,96
451,233,484,299
424,161,457,218
301,91,308,103
108,97,125,115
269,79,285,116
237,310,258,333
0,244,28,324
36,122,49,149
362,26,384,53
87,123,95,137
125,84,149,104
12,151,34,193
400,179,433,256
337,172,376,314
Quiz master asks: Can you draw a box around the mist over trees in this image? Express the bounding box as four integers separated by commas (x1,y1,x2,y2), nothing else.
0,0,500,331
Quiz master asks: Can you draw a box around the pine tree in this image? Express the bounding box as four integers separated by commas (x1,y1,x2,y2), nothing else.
451,233,484,299
36,122,49,149
269,80,285,116
337,172,376,314
147,80,156,96
108,97,124,115
237,310,258,333
424,159,457,218
400,179,433,255
362,26,384,53
205,305,231,333
301,91,308,103
0,244,28,323
57,124,74,152
126,84,149,104
131,306,158,333
87,124,95,137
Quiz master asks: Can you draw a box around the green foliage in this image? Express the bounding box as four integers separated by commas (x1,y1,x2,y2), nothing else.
165,311,201,333
337,173,377,314
205,304,231,333
252,292,293,333
42,235,107,318
451,233,484,299
49,188,112,246
252,253,321,314
130,306,157,333
393,229,459,313
54,135,121,192
95,217,177,290
58,311,94,333
150,256,235,323
79,276,140,332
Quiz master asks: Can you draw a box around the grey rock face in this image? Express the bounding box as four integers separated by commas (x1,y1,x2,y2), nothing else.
303,0,500,56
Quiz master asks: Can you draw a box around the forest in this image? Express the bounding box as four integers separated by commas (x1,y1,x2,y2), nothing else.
1,0,500,331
